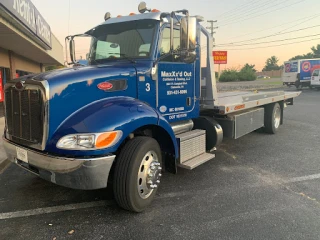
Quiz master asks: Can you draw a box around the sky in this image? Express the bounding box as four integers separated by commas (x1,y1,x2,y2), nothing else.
31,0,320,71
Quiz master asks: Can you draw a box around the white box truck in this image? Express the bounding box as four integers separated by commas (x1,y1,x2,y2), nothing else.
282,59,320,89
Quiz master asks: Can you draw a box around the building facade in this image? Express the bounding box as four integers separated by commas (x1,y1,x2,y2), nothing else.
0,0,64,102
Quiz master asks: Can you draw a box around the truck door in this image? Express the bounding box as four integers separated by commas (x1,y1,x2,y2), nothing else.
157,26,196,122
311,69,320,85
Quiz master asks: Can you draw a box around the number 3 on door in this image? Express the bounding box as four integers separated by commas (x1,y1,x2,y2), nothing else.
146,83,151,92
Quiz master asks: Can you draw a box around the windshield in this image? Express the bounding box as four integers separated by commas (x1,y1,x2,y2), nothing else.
88,20,157,64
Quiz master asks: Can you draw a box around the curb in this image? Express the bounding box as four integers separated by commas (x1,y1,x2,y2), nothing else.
0,159,11,173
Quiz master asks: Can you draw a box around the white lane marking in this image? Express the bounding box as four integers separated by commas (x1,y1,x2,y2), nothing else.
1,173,320,220
285,173,320,184
0,200,112,220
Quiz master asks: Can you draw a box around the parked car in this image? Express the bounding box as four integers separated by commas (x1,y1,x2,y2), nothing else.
310,69,320,90
257,75,271,79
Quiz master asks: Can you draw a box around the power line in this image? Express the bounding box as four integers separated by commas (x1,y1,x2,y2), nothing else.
215,37,320,50
276,14,320,34
218,0,306,27
215,0,260,20
217,24,320,46
218,0,280,24
226,13,320,40
215,33,320,47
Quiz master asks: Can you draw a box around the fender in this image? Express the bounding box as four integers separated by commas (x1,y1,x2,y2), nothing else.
46,97,178,158
157,114,179,157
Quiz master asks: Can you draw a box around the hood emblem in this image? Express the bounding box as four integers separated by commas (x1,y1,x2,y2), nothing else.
14,81,25,91
97,82,113,91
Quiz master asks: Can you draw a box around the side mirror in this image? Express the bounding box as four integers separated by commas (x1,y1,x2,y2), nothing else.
65,34,93,65
180,16,197,52
180,16,197,63
69,38,76,63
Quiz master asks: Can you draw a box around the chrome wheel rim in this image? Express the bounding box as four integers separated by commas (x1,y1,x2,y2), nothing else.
137,151,162,199
274,107,281,129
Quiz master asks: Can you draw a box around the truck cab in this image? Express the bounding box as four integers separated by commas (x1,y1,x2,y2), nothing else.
3,2,301,212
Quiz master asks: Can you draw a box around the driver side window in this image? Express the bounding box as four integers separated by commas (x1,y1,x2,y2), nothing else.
160,27,181,62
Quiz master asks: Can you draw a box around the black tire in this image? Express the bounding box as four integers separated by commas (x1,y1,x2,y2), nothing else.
113,137,162,212
264,103,281,134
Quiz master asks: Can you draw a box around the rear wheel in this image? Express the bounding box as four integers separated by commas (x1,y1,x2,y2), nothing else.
295,81,301,89
264,103,281,134
113,137,162,212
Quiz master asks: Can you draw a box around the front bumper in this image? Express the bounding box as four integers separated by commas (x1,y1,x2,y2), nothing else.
311,82,320,86
3,138,116,190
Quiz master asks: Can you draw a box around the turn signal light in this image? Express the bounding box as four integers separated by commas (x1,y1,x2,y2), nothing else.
151,9,160,12
96,131,121,149
129,13,136,16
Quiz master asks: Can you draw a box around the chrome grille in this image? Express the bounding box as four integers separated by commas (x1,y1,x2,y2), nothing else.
5,86,44,149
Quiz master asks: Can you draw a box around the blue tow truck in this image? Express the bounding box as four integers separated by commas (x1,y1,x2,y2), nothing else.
3,2,301,212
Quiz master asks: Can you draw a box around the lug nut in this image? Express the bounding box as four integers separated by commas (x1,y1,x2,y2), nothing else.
156,180,160,184
147,180,153,185
151,166,156,170
159,174,162,177
158,167,162,171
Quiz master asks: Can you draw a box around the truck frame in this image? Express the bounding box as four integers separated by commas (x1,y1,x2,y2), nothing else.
3,2,301,212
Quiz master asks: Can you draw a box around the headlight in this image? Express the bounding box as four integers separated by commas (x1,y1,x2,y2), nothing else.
56,131,122,150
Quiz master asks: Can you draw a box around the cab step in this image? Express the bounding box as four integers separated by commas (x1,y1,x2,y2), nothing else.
178,152,215,170
176,129,215,170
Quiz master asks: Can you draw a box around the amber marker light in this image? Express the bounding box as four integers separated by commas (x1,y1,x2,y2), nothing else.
95,131,122,149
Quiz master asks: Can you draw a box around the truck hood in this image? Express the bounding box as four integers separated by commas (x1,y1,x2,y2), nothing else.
21,63,139,140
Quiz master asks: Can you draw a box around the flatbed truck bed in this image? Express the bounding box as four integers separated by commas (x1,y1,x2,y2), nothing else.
213,90,301,115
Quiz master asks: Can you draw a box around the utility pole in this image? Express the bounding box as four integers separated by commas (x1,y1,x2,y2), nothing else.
206,20,218,38
206,20,220,78
206,20,218,47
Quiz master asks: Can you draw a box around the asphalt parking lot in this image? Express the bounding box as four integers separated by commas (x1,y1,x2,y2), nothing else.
0,88,320,240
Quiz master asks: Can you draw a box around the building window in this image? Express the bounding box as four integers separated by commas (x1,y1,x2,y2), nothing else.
16,70,32,78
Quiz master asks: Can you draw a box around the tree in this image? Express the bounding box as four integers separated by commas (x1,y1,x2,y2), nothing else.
239,64,256,81
219,69,238,82
290,52,314,61
263,56,281,71
289,44,320,60
311,44,320,58
242,63,257,72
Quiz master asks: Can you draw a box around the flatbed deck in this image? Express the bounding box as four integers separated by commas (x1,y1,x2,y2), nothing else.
213,90,301,115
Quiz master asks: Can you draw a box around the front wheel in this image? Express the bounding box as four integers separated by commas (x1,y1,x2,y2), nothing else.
113,137,163,212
